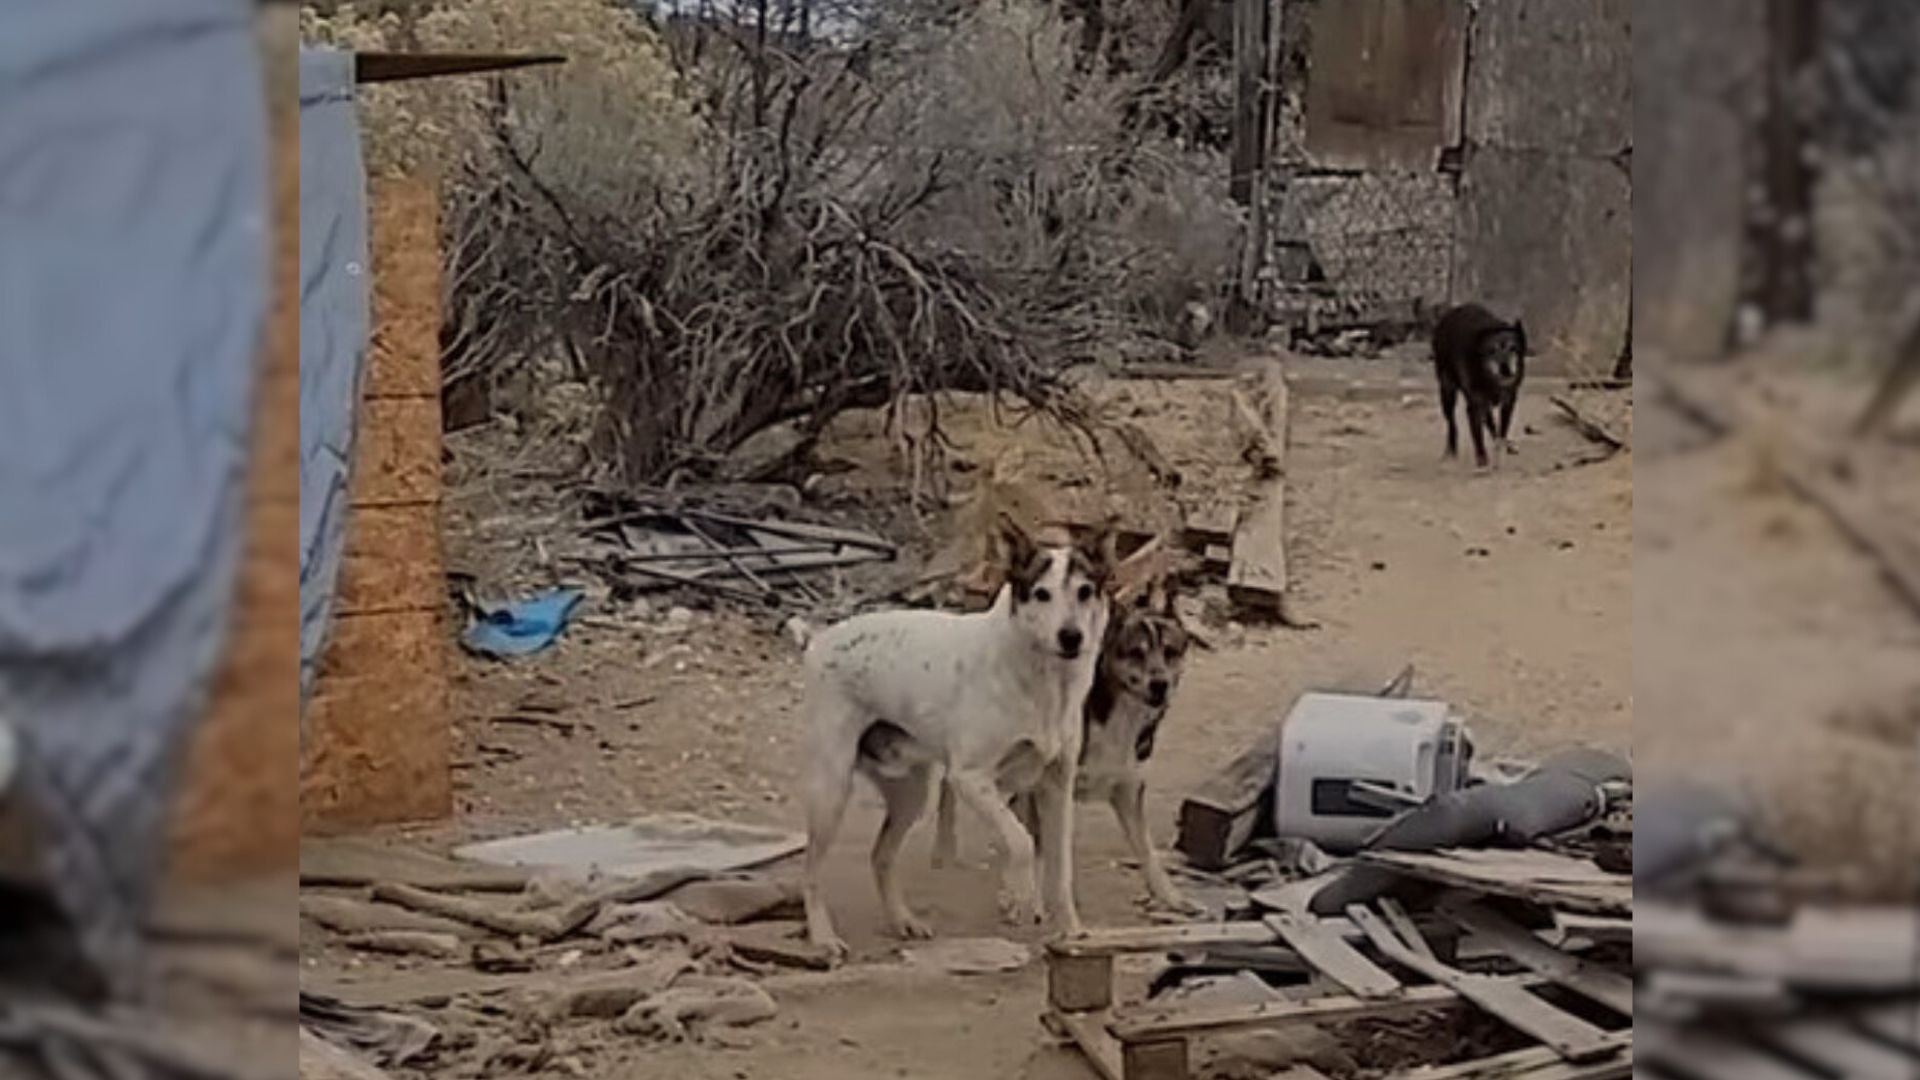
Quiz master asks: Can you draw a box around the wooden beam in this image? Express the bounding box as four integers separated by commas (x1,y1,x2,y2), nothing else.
1174,723,1281,870
1111,977,1551,1043
355,52,565,84
1442,902,1633,1016
1227,363,1290,615
1348,907,1616,1063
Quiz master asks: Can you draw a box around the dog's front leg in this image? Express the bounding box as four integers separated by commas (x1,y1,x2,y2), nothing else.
1111,780,1203,916
949,770,1041,925
1033,757,1083,938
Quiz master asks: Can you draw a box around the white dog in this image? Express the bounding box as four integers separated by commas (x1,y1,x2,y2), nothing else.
797,519,1114,958
932,578,1202,915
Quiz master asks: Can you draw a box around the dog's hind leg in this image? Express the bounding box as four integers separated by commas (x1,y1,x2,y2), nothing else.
1110,780,1201,915
930,774,959,870
802,733,857,960
873,765,935,940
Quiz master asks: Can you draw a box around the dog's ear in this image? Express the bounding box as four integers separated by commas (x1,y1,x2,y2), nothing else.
996,513,1042,600
1075,521,1119,589
1512,318,1529,357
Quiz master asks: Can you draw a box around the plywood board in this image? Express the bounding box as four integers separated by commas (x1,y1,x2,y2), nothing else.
1303,0,1468,171
300,174,452,833
334,505,446,616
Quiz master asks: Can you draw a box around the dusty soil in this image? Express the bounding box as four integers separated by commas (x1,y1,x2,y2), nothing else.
1633,351,1920,896
302,360,1634,1078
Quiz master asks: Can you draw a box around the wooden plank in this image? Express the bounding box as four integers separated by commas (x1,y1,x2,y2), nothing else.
1122,1037,1190,1080
1227,364,1289,615
1110,978,1548,1043
1174,723,1281,870
1389,1033,1633,1079
1556,913,1632,945
1348,906,1615,1063
1379,899,1437,964
1444,903,1633,1016
1050,921,1279,958
1856,1000,1920,1050
1638,1024,1819,1080
1265,914,1401,999
1048,952,1116,1012
1182,501,1240,549
1767,1016,1920,1079
1636,902,1920,992
1202,544,1232,574
1051,1010,1124,1080
1355,849,1631,917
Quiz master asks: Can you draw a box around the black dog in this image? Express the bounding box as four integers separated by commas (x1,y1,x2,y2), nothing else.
1433,303,1527,469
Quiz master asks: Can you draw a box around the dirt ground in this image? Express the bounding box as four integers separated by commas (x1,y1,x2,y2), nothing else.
302,358,1634,1078
1633,351,1920,895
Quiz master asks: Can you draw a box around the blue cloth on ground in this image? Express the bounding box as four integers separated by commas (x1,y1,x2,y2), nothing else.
462,589,587,658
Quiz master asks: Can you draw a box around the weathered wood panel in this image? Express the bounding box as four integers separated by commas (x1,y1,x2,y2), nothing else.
1303,0,1467,171
300,176,452,835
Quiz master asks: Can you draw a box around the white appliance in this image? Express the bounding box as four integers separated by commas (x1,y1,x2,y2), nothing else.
1272,692,1474,853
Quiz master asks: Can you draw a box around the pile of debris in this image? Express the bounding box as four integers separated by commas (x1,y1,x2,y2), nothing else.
297,816,837,1077
569,494,897,610
1634,784,1920,1077
1047,670,1635,1080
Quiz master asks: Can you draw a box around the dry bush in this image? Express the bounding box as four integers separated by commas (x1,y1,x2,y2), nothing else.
304,0,1238,487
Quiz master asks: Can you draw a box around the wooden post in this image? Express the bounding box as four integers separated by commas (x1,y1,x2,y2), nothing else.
1230,0,1272,327
1749,0,1818,327
299,178,454,833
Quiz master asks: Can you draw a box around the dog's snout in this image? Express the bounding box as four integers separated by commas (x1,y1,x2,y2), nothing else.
1057,627,1084,656
1147,678,1169,705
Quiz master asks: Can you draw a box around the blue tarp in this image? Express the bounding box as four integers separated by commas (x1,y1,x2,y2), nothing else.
0,1,266,994
297,47,369,725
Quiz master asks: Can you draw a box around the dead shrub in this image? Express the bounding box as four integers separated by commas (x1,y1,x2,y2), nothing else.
304,0,1238,487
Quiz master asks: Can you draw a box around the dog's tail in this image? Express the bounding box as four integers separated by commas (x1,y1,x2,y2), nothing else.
783,615,818,652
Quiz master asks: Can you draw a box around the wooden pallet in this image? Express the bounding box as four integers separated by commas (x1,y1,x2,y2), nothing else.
1047,903,1632,1080
1638,998,1920,1079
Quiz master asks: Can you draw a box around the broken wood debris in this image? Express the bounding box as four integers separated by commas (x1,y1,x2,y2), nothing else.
1548,394,1626,453
575,501,896,607
1060,755,1633,1080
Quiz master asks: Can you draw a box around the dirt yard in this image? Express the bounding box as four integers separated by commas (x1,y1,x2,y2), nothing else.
301,357,1633,1078
1633,350,1920,896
